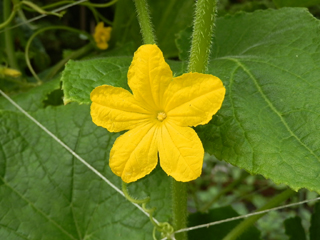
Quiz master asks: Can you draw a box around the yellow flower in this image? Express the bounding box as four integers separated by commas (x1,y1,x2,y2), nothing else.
93,22,112,50
90,44,226,183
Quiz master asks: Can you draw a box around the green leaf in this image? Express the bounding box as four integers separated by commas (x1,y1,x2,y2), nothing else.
112,0,194,57
0,77,60,112
284,216,306,240
273,0,320,7
0,104,171,239
61,57,131,104
188,206,260,240
61,57,185,104
191,8,320,193
310,202,320,240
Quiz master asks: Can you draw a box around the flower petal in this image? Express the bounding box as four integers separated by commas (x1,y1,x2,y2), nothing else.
127,44,173,110
164,72,225,127
158,122,204,182
90,85,151,132
109,123,158,183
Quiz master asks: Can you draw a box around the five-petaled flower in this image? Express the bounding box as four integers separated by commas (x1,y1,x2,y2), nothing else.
90,44,225,183
93,22,112,50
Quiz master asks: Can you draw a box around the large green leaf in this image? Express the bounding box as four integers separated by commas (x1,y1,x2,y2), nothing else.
193,8,320,193
0,103,171,239
61,57,131,104
62,8,320,193
273,0,320,7
0,77,60,112
111,0,194,57
61,57,185,104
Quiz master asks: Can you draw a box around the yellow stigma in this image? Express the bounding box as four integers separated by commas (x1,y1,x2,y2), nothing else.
157,112,167,121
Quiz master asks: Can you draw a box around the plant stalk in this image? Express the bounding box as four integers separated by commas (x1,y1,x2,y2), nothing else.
133,0,156,44
222,188,296,240
3,0,19,70
172,180,188,240
188,0,217,73
44,43,94,81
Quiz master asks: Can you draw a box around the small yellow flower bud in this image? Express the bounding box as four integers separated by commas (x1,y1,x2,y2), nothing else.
93,22,112,50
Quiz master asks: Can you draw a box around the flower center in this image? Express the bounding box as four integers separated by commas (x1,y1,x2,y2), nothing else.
157,112,167,122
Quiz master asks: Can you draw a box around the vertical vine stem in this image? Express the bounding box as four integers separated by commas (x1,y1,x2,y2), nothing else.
222,188,296,240
171,180,188,240
188,0,217,73
133,1,185,239
134,0,156,45
3,0,19,70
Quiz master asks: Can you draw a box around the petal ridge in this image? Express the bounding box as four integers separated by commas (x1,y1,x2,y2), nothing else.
158,122,204,182
164,72,226,127
90,85,151,132
127,44,173,110
109,122,159,183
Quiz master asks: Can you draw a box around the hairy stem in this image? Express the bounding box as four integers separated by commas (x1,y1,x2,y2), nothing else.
134,0,156,44
188,0,216,73
222,188,296,240
172,180,188,240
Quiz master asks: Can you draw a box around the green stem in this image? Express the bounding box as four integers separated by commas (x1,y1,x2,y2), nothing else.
21,1,63,17
200,171,250,213
134,0,156,44
82,0,118,8
3,0,19,70
172,180,188,240
188,0,217,73
44,43,94,81
20,0,118,12
0,4,18,30
222,188,296,240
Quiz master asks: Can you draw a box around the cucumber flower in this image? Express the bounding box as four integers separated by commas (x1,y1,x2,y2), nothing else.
90,44,225,183
93,22,112,50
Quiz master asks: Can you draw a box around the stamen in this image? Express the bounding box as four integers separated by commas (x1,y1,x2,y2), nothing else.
157,112,167,121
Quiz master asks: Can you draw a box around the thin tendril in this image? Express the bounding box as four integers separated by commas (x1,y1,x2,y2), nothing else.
122,181,174,239
25,25,93,84
0,3,19,30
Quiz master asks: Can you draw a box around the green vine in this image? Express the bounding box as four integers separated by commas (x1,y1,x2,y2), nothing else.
3,0,19,71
